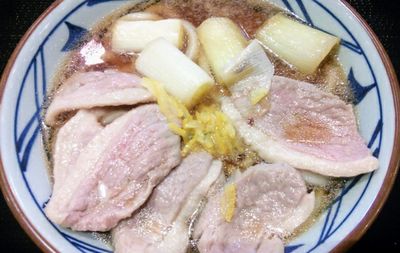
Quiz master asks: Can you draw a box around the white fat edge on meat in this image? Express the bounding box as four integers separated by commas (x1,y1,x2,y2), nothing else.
300,170,330,187
157,160,223,253
220,97,378,177
280,191,315,234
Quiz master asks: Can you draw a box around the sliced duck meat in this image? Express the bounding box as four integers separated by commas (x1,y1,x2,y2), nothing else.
112,152,223,253
45,104,181,231
52,110,103,195
222,75,379,177
45,70,155,126
194,163,315,253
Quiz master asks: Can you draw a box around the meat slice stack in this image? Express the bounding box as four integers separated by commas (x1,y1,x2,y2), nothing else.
194,163,315,253
222,75,379,177
43,46,377,251
45,70,155,126
45,104,181,231
112,152,223,253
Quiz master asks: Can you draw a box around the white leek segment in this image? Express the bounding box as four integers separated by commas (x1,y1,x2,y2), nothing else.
198,48,212,76
182,20,200,61
256,13,340,74
112,18,184,53
227,41,275,118
225,40,274,93
136,38,214,107
197,17,248,85
119,12,161,21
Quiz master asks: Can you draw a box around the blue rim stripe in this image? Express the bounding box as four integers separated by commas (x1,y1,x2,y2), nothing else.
295,0,314,25
40,46,47,99
327,172,374,239
368,119,383,148
341,40,363,54
318,206,332,243
16,111,39,153
62,233,111,253
325,191,343,239
33,58,41,114
281,0,295,12
20,126,40,172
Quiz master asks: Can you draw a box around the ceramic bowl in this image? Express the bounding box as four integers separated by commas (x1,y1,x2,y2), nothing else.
1,0,399,252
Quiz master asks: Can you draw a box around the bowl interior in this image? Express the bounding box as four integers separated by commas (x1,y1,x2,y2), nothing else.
0,0,398,252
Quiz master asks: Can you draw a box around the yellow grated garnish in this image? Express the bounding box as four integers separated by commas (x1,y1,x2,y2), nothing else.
181,103,243,156
168,123,186,137
142,78,242,157
142,77,190,123
221,183,237,222
250,87,269,105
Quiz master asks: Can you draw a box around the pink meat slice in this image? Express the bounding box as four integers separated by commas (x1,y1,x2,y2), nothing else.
45,104,181,231
222,75,378,177
112,152,223,253
45,70,155,126
52,110,103,196
194,163,315,253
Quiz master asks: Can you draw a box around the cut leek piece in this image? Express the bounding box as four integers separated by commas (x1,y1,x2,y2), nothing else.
225,40,274,91
226,40,275,118
136,38,214,107
119,12,161,21
112,18,184,53
197,17,248,85
198,48,212,76
256,13,340,74
182,20,200,61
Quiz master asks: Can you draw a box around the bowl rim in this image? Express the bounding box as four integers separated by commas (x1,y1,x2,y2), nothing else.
0,0,399,252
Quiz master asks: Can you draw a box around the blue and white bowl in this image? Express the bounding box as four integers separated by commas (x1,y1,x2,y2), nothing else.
0,0,399,252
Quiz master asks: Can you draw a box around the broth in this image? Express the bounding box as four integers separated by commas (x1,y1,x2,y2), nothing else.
43,0,352,249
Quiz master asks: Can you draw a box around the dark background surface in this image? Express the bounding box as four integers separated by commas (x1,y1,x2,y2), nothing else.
0,0,399,252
